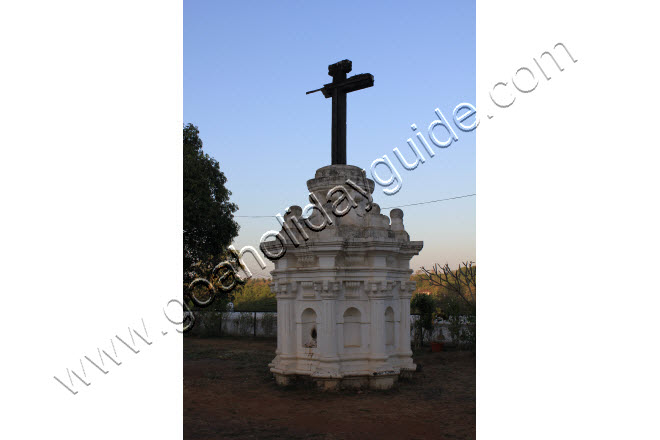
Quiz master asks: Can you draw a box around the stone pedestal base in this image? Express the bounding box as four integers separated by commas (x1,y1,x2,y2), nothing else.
273,371,413,391
268,165,424,392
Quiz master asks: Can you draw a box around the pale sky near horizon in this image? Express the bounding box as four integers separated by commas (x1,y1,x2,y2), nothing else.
184,1,475,277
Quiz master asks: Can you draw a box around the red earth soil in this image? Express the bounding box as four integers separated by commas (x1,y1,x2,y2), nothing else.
184,337,475,440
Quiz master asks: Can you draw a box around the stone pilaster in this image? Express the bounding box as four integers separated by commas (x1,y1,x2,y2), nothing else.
367,281,393,369
313,282,341,378
269,282,297,374
396,281,416,371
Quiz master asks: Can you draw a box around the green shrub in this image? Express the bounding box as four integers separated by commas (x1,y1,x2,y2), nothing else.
411,293,436,348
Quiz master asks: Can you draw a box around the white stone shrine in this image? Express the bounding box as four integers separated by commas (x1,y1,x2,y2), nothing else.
267,165,423,390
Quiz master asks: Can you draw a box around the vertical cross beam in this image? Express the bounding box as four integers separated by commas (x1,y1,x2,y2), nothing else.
331,87,347,165
307,60,374,166
328,60,351,165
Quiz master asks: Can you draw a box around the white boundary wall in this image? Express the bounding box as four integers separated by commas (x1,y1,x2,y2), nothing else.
189,311,472,344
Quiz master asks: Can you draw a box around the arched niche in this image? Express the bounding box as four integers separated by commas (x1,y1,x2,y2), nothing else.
385,306,395,346
301,308,318,348
343,307,362,348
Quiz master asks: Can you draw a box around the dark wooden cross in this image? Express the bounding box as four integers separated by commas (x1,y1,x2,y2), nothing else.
307,60,374,165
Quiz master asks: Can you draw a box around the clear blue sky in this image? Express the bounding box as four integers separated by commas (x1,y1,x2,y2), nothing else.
184,0,475,276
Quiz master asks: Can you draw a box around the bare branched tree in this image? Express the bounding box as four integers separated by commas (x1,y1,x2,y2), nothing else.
420,261,476,308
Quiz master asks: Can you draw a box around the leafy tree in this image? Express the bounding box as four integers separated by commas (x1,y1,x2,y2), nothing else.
183,123,239,283
232,278,276,311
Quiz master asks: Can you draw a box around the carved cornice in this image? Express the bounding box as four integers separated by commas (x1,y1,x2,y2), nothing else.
343,280,362,299
296,254,318,267
398,280,417,299
314,280,341,300
273,281,298,299
366,280,395,299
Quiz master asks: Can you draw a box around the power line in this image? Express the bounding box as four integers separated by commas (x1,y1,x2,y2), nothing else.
234,192,476,218
380,193,476,209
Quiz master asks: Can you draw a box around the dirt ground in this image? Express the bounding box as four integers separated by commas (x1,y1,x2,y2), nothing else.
184,337,475,440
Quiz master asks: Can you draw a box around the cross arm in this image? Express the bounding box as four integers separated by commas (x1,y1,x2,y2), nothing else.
320,73,374,98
